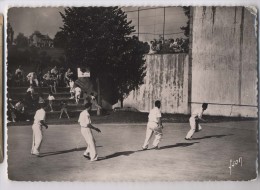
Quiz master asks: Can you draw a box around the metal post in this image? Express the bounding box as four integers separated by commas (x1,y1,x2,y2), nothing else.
163,7,165,42
138,7,140,40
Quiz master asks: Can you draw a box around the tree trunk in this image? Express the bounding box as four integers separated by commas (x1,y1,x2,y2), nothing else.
96,77,101,106
120,97,124,108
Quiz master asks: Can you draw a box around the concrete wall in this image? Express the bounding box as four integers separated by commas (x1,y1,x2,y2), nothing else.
191,7,258,117
123,54,190,114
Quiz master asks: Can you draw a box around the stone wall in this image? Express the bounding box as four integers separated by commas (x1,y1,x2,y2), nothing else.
123,54,190,114
191,7,258,117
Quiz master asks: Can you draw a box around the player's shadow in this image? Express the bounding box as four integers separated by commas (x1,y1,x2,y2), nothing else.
98,151,136,161
159,142,199,150
39,146,102,157
191,134,233,140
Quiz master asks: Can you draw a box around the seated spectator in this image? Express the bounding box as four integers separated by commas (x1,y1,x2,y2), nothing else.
27,72,39,87
64,68,73,87
14,99,30,121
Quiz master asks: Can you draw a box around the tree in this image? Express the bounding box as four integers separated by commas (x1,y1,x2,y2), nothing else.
112,36,149,107
60,7,149,107
7,23,14,45
180,7,190,37
53,31,66,48
14,33,28,47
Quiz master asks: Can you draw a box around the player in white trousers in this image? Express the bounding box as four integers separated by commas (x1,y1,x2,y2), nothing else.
185,103,208,140
31,102,48,156
142,100,163,150
78,102,101,161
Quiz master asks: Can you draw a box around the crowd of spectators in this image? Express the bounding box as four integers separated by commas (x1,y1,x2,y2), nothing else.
7,65,102,123
149,37,189,54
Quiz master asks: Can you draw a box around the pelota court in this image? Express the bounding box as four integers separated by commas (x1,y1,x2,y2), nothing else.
7,120,258,181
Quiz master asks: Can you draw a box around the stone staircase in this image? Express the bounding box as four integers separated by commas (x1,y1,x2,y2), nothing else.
8,86,98,119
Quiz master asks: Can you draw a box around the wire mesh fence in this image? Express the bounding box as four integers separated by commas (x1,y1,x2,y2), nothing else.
122,6,189,54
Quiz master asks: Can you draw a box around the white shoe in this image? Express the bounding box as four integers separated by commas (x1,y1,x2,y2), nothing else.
90,154,98,161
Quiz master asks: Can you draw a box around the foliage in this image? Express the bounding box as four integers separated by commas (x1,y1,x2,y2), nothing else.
60,7,149,106
53,31,66,48
180,6,190,38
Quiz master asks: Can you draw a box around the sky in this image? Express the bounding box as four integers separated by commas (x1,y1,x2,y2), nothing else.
8,6,188,41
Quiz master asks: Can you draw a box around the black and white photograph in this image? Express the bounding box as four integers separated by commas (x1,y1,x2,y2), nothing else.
6,6,258,181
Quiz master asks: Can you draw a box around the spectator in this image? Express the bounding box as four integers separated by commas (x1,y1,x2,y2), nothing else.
15,65,25,84
15,99,30,121
48,92,55,112
74,85,81,104
50,73,57,94
51,66,59,76
27,84,35,99
27,72,39,87
43,70,52,86
51,66,59,87
156,41,163,53
59,101,70,119
7,98,16,123
64,68,73,87
69,79,75,99
149,41,157,54
90,92,102,116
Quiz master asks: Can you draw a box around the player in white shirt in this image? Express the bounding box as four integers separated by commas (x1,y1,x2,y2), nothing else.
74,86,81,104
31,102,48,156
78,103,101,161
185,103,208,140
48,92,55,112
142,100,163,150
